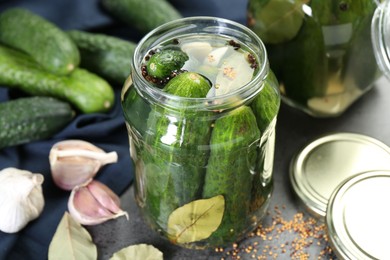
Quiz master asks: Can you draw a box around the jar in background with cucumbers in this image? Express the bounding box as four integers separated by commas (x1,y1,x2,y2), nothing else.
247,0,382,117
121,17,280,248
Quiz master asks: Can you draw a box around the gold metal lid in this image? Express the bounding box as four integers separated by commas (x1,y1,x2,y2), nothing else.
326,170,390,259
290,132,390,219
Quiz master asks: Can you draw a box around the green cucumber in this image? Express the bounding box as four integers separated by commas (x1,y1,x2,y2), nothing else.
311,0,377,25
101,0,182,34
202,106,261,245
164,72,210,97
142,72,212,230
281,17,327,104
0,8,79,75
147,50,189,79
0,96,74,149
251,70,280,132
250,72,279,214
0,44,114,114
67,30,137,85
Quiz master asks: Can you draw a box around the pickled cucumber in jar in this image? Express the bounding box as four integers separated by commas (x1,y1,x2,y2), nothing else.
122,25,280,249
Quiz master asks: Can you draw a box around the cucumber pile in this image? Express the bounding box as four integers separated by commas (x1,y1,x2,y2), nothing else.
0,8,119,148
0,8,115,114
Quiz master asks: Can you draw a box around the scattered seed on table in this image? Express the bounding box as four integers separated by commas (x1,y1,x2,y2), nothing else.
218,206,336,259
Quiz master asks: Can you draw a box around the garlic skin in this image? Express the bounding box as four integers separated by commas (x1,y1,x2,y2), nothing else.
49,140,118,190
0,168,45,233
68,180,128,225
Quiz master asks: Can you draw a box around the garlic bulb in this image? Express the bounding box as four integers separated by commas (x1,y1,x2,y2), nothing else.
0,167,45,233
68,179,128,225
49,140,118,190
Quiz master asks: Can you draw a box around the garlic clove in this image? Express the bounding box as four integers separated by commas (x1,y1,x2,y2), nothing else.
49,140,118,190
68,180,128,225
85,180,121,214
72,185,115,219
51,162,98,191
0,168,45,233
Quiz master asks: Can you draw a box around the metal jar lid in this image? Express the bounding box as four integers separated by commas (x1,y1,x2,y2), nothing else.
372,0,390,80
289,132,390,218
326,170,390,259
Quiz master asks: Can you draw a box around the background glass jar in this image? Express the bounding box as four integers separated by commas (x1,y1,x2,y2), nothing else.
248,0,381,117
372,0,390,80
121,17,280,249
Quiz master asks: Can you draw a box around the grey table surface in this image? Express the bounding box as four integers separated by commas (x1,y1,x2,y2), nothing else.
88,76,390,260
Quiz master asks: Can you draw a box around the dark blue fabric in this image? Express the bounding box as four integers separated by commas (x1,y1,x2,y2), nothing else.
0,92,134,259
0,1,248,259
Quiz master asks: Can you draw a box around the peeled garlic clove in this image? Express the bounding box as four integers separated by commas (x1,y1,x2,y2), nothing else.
0,167,45,233
215,50,254,96
85,180,121,213
68,180,128,225
71,184,114,219
49,140,118,190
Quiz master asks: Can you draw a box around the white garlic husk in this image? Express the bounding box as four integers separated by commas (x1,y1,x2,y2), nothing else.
49,140,118,190
68,179,128,225
0,167,45,233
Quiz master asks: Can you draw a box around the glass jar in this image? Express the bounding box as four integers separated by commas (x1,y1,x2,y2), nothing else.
372,0,390,80
247,0,381,117
121,17,280,249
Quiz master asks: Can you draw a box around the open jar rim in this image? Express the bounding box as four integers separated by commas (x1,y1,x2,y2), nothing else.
131,16,270,111
372,0,390,80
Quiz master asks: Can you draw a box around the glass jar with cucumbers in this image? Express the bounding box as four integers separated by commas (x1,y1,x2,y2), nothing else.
248,0,382,117
121,17,280,248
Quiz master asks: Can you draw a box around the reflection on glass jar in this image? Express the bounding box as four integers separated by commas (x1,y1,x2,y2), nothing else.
121,17,280,249
247,0,381,117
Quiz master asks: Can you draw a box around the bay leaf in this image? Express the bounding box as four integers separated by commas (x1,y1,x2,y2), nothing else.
167,195,225,244
110,244,163,260
248,0,309,44
48,212,97,260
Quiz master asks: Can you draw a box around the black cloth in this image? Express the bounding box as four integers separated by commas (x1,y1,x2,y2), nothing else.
0,0,248,259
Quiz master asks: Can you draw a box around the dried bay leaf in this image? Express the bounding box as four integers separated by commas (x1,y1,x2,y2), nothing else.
48,212,97,260
167,195,225,244
110,244,163,260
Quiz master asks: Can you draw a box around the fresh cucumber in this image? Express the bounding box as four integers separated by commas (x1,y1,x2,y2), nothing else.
0,8,79,75
202,106,261,245
0,96,74,149
101,0,182,34
142,72,212,230
67,30,137,85
0,44,114,114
